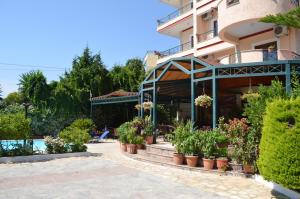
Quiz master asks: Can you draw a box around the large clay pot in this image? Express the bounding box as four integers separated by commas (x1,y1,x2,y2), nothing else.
216,158,228,172
127,144,137,154
203,158,215,170
230,163,243,173
173,153,184,165
243,164,255,174
136,144,144,150
120,143,127,152
146,136,154,145
186,155,199,167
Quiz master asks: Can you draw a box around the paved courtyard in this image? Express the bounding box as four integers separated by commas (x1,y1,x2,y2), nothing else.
0,141,288,199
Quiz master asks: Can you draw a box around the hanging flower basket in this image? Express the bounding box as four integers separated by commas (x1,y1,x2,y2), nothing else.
143,102,153,110
135,104,142,110
195,94,212,108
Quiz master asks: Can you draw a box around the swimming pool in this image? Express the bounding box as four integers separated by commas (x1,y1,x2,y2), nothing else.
0,139,46,152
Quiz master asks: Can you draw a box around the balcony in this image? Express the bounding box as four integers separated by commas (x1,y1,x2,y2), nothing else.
157,2,193,26
158,41,193,59
217,0,297,43
197,30,217,43
219,50,300,65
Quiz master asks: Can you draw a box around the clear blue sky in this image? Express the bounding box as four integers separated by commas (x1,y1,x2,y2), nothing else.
0,0,177,97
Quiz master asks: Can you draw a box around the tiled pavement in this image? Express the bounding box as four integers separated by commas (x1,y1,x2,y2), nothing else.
0,140,289,199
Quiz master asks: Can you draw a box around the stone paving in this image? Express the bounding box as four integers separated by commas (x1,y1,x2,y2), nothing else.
0,140,289,199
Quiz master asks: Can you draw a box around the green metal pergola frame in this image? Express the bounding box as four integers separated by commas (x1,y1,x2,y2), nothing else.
139,57,300,129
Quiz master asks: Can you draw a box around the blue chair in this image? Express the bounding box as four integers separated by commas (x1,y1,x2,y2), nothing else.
91,130,110,143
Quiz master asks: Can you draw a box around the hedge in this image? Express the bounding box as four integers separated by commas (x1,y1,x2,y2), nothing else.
258,98,300,190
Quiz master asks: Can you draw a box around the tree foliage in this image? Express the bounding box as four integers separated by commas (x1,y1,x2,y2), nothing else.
258,98,300,189
260,7,300,28
4,92,23,105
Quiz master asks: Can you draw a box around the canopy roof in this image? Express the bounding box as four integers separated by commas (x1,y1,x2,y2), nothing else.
91,90,139,105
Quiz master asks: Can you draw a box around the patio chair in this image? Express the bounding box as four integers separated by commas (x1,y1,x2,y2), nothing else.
90,130,110,143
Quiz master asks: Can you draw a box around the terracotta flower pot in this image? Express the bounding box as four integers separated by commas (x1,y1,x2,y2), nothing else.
127,144,137,154
186,155,199,167
136,144,144,150
203,158,215,170
216,158,228,172
243,164,255,174
173,153,184,165
120,143,127,152
230,163,243,173
145,136,154,145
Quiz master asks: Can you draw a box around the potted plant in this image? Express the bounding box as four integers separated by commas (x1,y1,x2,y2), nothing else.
242,140,256,174
117,122,131,152
195,94,212,108
135,135,144,150
126,128,137,154
216,148,228,172
201,130,219,170
169,121,194,165
182,132,202,167
144,122,154,145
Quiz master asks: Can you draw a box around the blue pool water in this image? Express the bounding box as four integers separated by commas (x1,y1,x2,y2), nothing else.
0,139,46,151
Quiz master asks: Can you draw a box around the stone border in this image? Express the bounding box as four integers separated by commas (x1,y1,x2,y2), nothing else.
255,175,300,199
123,152,253,178
0,152,101,164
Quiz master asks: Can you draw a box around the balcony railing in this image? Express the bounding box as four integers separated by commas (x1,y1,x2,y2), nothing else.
157,2,193,26
219,50,300,65
197,30,218,43
158,41,193,58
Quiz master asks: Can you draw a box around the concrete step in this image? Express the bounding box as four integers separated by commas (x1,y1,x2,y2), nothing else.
145,144,175,157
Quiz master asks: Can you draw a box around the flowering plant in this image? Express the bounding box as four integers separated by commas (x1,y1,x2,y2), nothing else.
44,136,66,154
135,104,142,110
143,102,153,110
194,94,212,108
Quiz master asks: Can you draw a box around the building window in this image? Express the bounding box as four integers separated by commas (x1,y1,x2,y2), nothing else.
227,0,239,7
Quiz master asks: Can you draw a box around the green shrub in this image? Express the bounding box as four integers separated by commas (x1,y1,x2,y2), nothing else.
169,121,194,154
69,118,95,132
258,98,300,189
0,113,31,140
117,122,132,143
182,132,202,155
201,129,221,159
59,127,90,152
135,136,144,145
44,136,67,154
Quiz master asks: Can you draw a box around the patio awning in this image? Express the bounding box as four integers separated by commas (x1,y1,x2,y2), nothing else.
91,90,139,105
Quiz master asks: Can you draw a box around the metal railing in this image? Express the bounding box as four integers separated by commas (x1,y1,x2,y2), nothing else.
219,50,300,65
157,2,193,26
197,30,217,43
158,41,193,58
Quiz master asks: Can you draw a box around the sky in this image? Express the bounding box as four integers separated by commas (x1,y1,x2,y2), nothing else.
0,0,178,97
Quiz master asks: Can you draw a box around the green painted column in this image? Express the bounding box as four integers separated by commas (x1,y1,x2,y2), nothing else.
141,90,144,118
285,63,292,95
153,70,157,128
191,60,195,124
90,102,93,119
212,68,217,128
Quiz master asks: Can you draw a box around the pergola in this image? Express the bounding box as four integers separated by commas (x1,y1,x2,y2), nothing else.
140,57,300,128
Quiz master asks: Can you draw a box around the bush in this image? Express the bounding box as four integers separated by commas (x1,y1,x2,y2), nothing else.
258,98,300,189
169,121,194,154
182,132,202,155
0,113,31,140
44,136,66,154
117,122,132,143
59,127,90,152
69,118,95,132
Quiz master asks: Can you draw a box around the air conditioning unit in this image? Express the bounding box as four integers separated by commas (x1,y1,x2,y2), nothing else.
202,12,212,21
273,25,289,37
